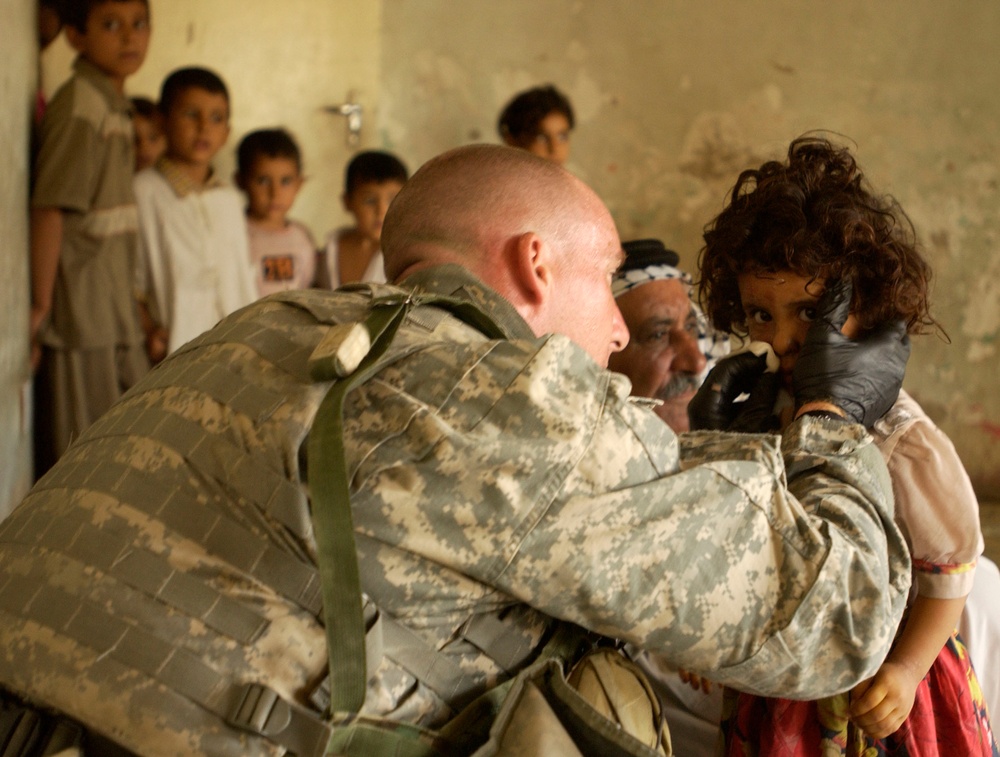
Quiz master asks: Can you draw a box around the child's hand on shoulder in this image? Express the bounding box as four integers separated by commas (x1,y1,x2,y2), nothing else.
848,660,922,739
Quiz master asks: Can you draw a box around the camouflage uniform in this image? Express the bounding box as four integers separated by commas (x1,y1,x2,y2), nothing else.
0,265,910,756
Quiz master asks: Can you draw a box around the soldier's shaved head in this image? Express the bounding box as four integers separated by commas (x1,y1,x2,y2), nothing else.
381,144,629,365
382,144,607,284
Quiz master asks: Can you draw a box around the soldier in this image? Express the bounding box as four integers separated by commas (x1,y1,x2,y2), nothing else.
0,144,910,756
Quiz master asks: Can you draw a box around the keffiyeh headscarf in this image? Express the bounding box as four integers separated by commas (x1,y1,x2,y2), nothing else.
612,239,730,377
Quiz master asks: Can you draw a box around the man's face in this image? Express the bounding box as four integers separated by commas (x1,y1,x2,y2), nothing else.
544,198,629,368
608,279,707,432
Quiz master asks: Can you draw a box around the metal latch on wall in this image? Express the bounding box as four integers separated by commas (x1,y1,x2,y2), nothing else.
325,91,362,147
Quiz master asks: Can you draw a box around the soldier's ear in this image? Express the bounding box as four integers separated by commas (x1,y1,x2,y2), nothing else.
509,231,552,308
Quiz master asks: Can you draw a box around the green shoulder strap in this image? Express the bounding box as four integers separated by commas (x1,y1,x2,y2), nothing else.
307,292,413,714
306,286,510,713
306,287,541,756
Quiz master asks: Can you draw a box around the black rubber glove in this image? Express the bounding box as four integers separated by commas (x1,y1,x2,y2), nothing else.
688,351,780,432
792,279,910,427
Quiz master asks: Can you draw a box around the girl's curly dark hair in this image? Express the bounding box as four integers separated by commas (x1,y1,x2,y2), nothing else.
698,136,939,338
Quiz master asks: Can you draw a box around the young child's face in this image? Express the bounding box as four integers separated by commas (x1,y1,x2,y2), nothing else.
738,270,860,391
241,155,303,227
521,111,572,166
66,1,150,89
133,112,165,172
343,180,404,244
163,88,231,169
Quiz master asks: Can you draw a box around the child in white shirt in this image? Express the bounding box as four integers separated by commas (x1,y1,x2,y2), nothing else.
134,67,256,362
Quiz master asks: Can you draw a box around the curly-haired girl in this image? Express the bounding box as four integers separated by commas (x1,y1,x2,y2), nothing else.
699,135,997,756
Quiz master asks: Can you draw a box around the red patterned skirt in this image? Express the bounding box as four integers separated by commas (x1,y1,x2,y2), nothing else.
721,633,999,756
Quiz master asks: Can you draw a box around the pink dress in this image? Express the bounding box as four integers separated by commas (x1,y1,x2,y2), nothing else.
722,391,998,756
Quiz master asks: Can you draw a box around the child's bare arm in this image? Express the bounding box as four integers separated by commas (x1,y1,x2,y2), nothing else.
849,593,967,738
30,207,64,369
30,207,63,333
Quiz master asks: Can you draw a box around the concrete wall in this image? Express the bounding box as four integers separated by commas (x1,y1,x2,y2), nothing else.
380,0,1000,495
0,0,36,517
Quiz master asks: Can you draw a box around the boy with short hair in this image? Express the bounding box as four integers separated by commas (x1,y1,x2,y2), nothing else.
134,66,256,362
320,150,408,288
31,0,152,473
235,128,317,297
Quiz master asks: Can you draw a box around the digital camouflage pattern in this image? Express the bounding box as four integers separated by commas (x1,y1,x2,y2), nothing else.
0,265,910,755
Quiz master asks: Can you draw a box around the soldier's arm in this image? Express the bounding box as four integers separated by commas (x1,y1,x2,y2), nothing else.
499,399,907,700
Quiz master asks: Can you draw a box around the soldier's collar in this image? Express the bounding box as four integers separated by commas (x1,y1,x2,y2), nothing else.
398,264,535,341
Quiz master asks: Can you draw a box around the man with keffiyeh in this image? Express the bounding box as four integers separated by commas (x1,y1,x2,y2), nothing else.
609,239,729,432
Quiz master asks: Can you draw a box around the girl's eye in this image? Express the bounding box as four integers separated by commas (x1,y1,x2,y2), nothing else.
798,307,818,323
748,309,771,324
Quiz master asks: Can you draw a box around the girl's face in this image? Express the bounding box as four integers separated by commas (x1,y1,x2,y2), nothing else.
737,270,860,391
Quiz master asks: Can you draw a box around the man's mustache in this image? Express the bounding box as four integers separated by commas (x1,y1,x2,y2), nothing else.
655,373,700,401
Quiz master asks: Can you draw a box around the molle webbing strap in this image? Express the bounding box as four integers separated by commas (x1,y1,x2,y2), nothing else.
459,612,540,675
66,405,314,547
2,501,269,646
28,455,323,620
169,310,319,377
308,293,413,714
308,600,526,723
124,357,286,425
0,563,332,757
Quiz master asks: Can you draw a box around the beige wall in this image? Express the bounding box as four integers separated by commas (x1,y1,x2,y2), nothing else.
380,0,1000,496
0,0,35,517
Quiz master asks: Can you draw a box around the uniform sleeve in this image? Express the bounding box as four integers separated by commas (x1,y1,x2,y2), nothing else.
32,83,101,213
352,334,908,702
886,420,982,599
513,402,908,700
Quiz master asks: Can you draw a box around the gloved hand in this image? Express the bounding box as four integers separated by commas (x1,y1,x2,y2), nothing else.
688,351,780,432
792,279,910,427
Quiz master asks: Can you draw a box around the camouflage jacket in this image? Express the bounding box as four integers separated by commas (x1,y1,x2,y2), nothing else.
0,265,909,756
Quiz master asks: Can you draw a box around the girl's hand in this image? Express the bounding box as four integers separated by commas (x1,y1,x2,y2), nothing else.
848,660,922,738
678,669,713,694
